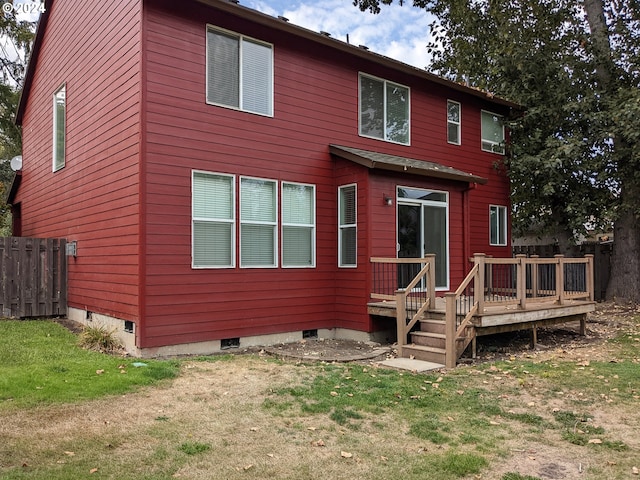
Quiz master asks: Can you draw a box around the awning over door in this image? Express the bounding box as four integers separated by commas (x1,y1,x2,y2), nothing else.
329,144,487,185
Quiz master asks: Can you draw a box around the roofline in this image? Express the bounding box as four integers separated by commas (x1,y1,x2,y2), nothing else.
194,0,519,109
16,0,520,125
15,0,52,125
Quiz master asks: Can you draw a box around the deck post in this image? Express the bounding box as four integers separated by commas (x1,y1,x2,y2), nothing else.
516,254,527,310
445,293,457,368
530,255,539,298
425,254,436,309
395,290,407,357
555,255,565,305
585,254,595,301
473,253,486,314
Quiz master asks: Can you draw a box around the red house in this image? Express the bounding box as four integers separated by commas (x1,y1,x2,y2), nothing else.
12,0,518,357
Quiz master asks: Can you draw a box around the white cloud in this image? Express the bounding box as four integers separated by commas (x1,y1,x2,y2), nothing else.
247,0,434,69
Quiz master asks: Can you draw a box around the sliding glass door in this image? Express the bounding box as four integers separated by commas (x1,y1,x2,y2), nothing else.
397,187,449,289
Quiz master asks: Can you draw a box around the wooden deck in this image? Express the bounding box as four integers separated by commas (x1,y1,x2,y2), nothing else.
369,254,596,368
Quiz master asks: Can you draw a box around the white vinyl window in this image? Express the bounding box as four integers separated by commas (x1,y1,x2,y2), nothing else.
192,171,235,268
338,184,357,267
206,26,273,116
240,177,277,267
481,110,505,154
53,84,66,172
359,73,409,145
490,205,508,246
282,182,315,267
447,100,461,145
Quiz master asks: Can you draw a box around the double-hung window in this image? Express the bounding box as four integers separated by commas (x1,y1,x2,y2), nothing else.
53,84,66,171
282,182,315,267
240,177,277,267
206,26,273,116
192,172,235,268
481,110,505,154
338,184,357,267
447,100,461,145
489,205,508,246
359,73,409,145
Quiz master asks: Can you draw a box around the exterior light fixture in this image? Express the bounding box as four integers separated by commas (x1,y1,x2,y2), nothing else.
383,194,393,206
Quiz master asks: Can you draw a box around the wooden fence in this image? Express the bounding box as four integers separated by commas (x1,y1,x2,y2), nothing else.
0,237,67,318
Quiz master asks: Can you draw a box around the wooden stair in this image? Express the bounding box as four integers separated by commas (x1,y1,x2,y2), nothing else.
404,317,446,364
402,315,476,365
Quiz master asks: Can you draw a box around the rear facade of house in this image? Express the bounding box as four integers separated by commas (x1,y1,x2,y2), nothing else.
13,0,515,356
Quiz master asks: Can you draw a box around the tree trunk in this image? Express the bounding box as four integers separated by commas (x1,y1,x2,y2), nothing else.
584,0,640,302
607,181,640,303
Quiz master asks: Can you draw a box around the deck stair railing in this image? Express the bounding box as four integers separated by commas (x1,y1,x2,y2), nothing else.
370,255,436,357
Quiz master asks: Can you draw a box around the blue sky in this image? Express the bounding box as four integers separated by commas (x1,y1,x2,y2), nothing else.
245,0,435,69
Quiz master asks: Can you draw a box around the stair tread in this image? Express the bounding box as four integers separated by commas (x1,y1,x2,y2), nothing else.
419,318,446,324
411,331,446,339
404,344,446,354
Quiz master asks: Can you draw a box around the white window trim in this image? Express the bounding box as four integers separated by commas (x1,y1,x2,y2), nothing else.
396,186,450,291
489,204,508,246
239,176,278,268
281,181,316,268
338,183,357,268
481,109,505,154
191,170,236,269
358,72,411,146
52,83,66,172
447,100,461,145
205,25,274,117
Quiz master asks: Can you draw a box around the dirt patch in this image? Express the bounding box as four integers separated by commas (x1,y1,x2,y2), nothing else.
263,338,391,362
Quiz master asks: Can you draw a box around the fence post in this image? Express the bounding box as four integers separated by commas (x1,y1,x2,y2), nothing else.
395,290,407,357
585,254,594,301
473,253,486,314
555,254,565,305
445,292,457,368
516,254,527,310
425,254,436,309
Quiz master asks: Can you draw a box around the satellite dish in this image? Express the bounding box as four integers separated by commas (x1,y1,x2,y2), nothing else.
10,156,22,171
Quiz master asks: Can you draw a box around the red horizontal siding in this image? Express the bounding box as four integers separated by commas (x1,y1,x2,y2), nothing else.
16,0,142,322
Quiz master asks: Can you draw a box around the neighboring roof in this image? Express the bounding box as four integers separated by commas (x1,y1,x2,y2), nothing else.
15,0,519,124
329,144,488,184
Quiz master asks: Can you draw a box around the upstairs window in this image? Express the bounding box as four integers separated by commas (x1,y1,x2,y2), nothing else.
53,84,66,172
489,205,508,246
338,184,357,267
359,73,409,145
447,100,461,145
481,110,505,154
206,26,273,116
282,182,315,267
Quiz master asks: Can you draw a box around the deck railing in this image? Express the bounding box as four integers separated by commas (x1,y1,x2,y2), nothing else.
370,255,436,356
476,253,595,313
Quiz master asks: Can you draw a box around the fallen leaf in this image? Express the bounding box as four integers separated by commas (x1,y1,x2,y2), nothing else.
243,465,254,471
380,456,388,462
90,468,98,474
307,427,317,431
632,466,638,475
489,421,500,426
312,440,325,447
330,391,338,397
267,453,274,458
96,370,104,375
63,451,75,456
432,383,439,389
250,427,259,432
527,402,535,407
341,451,353,458
588,438,603,444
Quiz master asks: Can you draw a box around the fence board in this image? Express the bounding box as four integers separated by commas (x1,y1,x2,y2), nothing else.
0,237,67,318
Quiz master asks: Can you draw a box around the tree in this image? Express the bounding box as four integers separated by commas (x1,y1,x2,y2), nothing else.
353,0,640,302
0,8,35,234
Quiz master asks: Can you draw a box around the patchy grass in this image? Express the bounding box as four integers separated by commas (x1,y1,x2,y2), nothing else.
1,306,639,479
0,320,179,409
